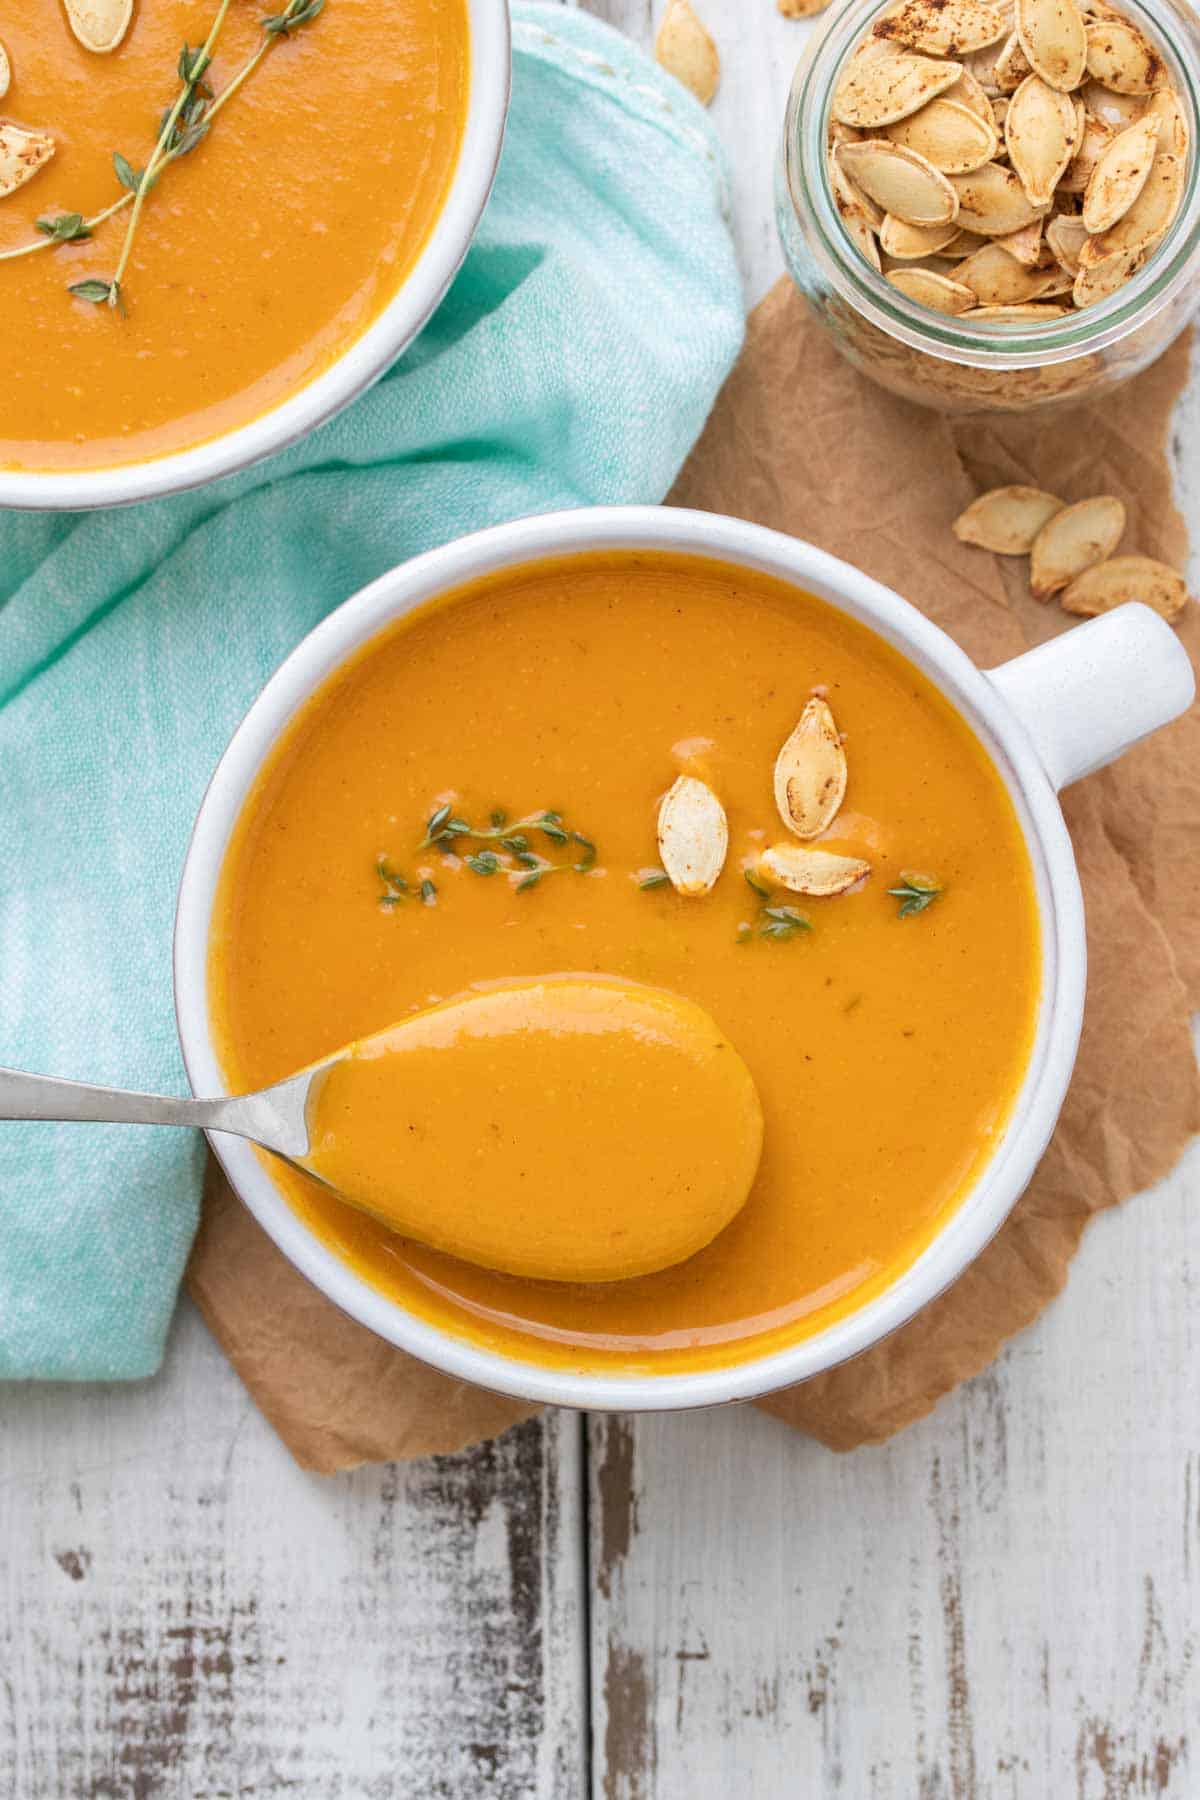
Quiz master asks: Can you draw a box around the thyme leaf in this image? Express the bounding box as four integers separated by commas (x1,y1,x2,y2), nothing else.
888,873,943,918
36,212,91,244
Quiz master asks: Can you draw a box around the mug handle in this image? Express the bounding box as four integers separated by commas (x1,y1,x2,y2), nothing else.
985,603,1195,792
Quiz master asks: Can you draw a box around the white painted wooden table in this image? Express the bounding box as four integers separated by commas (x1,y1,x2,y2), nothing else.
4,5,1199,1796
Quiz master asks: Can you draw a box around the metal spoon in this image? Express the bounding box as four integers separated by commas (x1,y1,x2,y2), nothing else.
0,1061,321,1158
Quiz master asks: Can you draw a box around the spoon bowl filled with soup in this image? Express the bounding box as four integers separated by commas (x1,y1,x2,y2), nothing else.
0,0,508,508
174,507,1193,1409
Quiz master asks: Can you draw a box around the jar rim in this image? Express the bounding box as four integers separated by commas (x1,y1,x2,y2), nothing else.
785,0,1200,369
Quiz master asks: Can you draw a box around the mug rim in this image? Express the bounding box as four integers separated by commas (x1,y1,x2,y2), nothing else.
0,0,511,513
173,505,1086,1411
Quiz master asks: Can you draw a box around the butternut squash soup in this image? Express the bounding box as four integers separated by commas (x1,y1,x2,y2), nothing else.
209,552,1042,1374
0,0,469,471
301,978,765,1282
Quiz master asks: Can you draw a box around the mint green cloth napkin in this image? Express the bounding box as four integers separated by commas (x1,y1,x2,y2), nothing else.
0,3,743,1381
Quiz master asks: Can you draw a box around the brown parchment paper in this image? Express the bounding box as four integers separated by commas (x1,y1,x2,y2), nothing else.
186,279,1200,1472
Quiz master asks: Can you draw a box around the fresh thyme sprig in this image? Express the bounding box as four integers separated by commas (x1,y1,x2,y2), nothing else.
380,802,599,900
888,872,943,918
74,0,234,312
2,0,327,293
737,869,813,944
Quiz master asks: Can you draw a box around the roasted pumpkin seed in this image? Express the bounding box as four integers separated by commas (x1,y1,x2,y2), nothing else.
1046,209,1089,270
758,844,872,898
1015,0,1088,90
950,160,1045,233
1072,243,1138,304
872,0,1009,57
1080,78,1147,128
954,239,1058,300
966,301,1070,313
1060,553,1187,620
839,139,960,224
657,776,728,896
0,40,9,100
829,150,885,269
834,46,964,128
1078,149,1183,262
1081,113,1159,231
879,213,963,257
773,699,848,839
62,0,133,53
1030,494,1126,594
994,30,1035,90
1006,73,1080,204
0,123,55,199
1084,16,1164,93
1057,108,1115,191
994,216,1045,262
1144,86,1188,155
654,0,720,105
952,484,1065,551
887,266,979,309
885,95,999,171
945,67,997,120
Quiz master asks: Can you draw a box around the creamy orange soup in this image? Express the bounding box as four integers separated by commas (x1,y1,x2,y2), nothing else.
0,0,469,471
210,552,1042,1374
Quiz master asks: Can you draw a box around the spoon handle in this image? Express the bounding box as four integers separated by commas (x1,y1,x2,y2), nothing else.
0,1065,310,1156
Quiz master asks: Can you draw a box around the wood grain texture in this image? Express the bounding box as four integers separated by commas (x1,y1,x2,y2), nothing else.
0,1306,587,1798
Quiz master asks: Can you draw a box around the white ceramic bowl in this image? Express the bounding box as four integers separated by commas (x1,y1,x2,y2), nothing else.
0,0,511,513
174,507,1195,1410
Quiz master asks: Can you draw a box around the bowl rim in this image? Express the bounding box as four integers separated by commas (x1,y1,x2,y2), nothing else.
173,505,1086,1411
0,0,512,513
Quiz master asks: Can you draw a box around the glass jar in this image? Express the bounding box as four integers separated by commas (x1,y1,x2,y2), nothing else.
776,0,1200,413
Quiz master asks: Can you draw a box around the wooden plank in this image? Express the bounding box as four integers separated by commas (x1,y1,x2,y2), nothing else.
589,1137,1200,1799
0,1303,588,1799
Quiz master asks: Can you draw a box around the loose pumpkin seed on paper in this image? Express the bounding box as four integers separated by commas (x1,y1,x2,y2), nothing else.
655,0,720,106
1061,554,1188,620
779,0,834,15
1029,494,1126,594
952,486,1065,550
0,39,9,100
